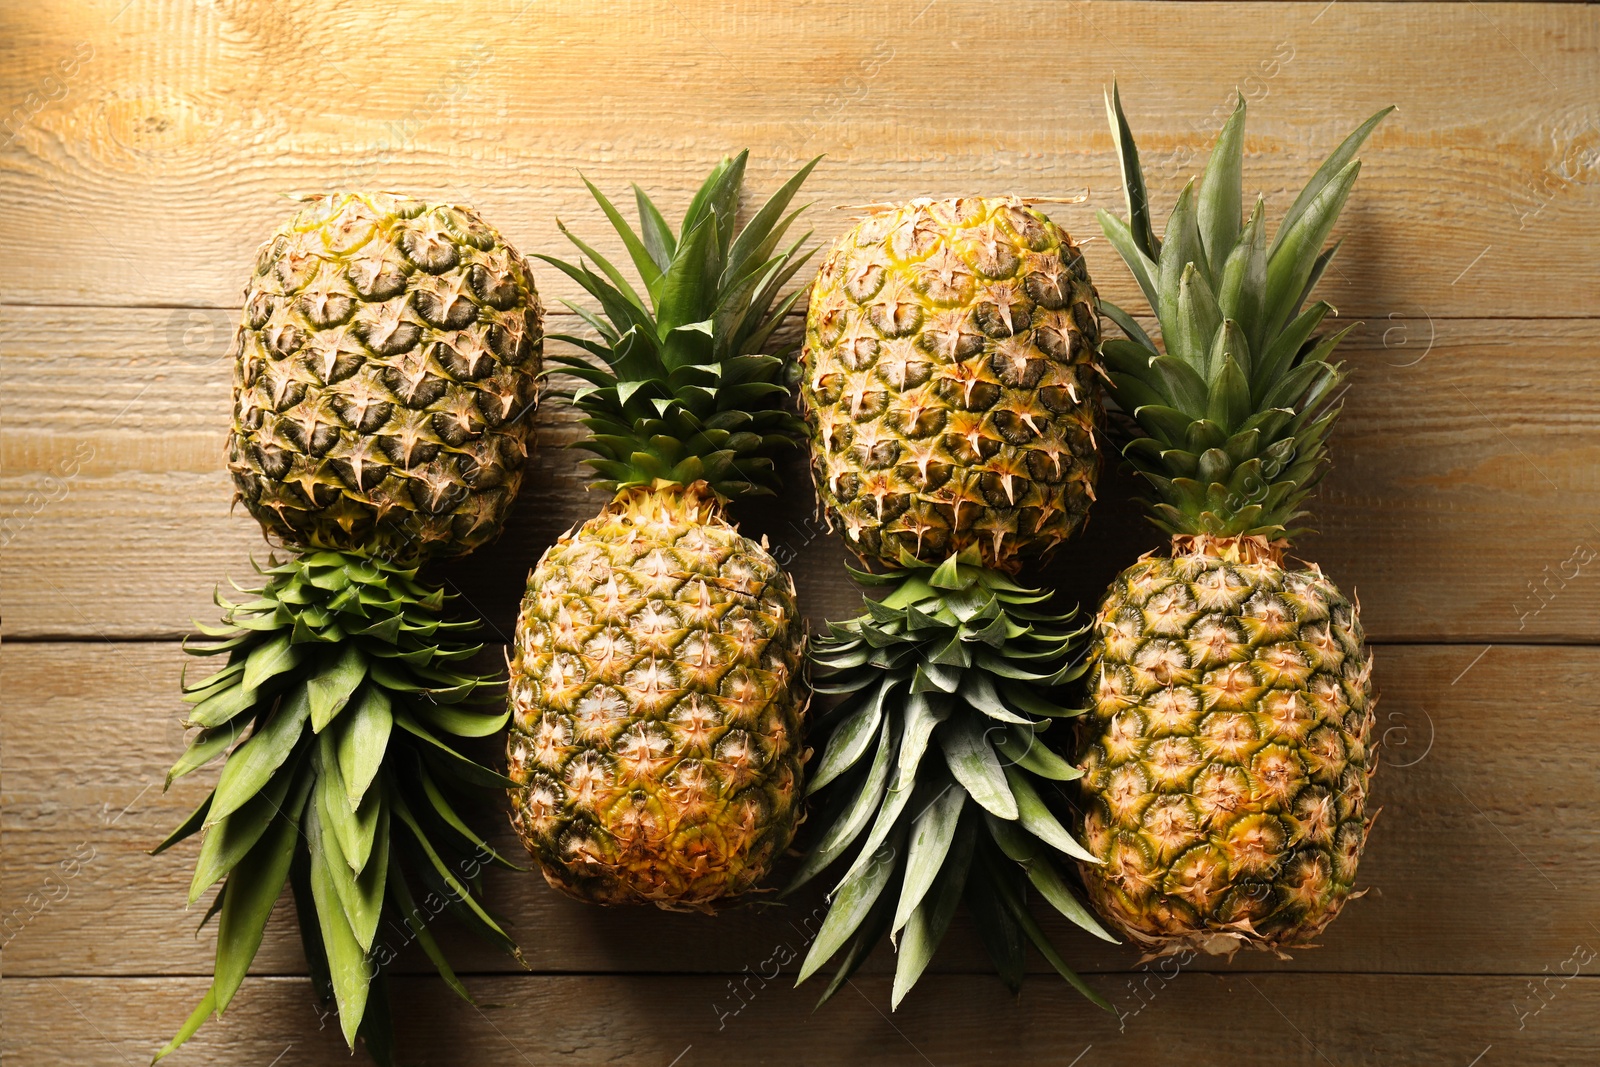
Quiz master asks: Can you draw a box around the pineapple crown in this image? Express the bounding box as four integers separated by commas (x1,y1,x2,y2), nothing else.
541,152,820,498
1098,85,1391,544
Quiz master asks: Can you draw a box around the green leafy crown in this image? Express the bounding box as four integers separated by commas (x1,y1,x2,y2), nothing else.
155,552,522,1065
541,151,820,498
1098,85,1391,542
788,548,1114,1010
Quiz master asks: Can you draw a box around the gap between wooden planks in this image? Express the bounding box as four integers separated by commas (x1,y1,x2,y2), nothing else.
4,310,1600,642
3,642,1596,980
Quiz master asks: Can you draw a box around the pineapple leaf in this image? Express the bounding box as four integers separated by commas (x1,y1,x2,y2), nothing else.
306,799,372,1048
813,887,897,1009
313,767,388,953
190,758,301,903
963,860,1026,993
415,762,526,871
890,774,966,935
1172,264,1223,374
994,725,1081,781
785,714,893,893
1000,768,1099,866
654,213,716,355
151,985,217,1063
725,155,822,282
890,812,976,1009
336,686,393,807
809,678,891,792
1104,83,1160,259
205,686,311,825
633,185,676,270
557,213,646,310
387,859,474,1003
1198,94,1247,280
796,825,904,987
992,868,1113,1011
389,787,516,956
1207,352,1253,434
150,793,212,855
1270,105,1395,258
1157,181,1206,327
393,713,517,789
1263,158,1361,340
165,720,246,788
939,715,1017,820
410,701,507,739
212,782,306,1013
308,644,366,733
316,735,381,876
579,175,662,299
1096,209,1159,311
1099,298,1157,353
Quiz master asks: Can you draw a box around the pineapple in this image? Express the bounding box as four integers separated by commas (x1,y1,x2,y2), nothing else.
230,191,542,559
790,198,1114,1009
800,197,1102,571
1077,88,1390,956
507,154,817,907
155,192,541,1064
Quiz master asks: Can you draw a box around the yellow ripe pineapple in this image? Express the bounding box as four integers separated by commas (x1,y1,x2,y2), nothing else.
230,191,542,559
790,197,1115,1010
156,193,541,1064
507,154,817,907
800,196,1102,572
1078,88,1391,956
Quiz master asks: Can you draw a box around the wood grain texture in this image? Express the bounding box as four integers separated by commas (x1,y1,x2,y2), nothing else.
4,642,1597,982
5,974,1598,1066
4,2,1598,1064
0,2,1596,318
5,308,1600,641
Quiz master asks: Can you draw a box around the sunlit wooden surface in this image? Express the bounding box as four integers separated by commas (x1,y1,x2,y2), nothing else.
4,2,1598,1064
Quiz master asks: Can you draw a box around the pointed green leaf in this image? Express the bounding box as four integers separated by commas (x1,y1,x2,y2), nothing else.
1271,106,1394,258
306,800,373,1047
190,758,301,903
891,814,975,1009
796,827,903,985
151,985,216,1063
1002,767,1099,865
308,644,366,733
393,713,516,789
150,793,212,856
891,777,966,934
785,714,892,893
939,715,1016,820
242,633,302,692
808,680,888,793
207,685,311,825
213,776,309,1012
1105,83,1159,258
1198,95,1246,279
336,686,392,807
387,859,473,1003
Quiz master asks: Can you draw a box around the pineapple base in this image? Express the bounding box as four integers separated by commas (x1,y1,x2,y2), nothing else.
1077,538,1376,957
506,483,808,909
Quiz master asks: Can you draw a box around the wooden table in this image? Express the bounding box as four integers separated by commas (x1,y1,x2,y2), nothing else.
4,2,1598,1063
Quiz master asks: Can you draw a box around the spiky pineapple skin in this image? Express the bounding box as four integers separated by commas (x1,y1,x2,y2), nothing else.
228,191,543,561
799,197,1102,572
1077,546,1375,956
506,485,808,907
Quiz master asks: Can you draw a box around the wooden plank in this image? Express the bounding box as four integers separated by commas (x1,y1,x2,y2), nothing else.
1,2,1595,318
4,308,1599,641
4,974,1598,1066
5,642,1597,980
